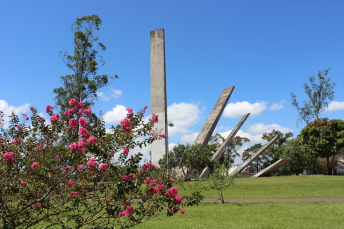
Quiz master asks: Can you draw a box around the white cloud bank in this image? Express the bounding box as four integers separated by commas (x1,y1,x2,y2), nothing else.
167,103,201,135
247,123,293,134
97,88,123,101
103,105,127,123
0,100,30,127
325,101,344,111
181,132,199,143
223,101,268,118
270,100,285,110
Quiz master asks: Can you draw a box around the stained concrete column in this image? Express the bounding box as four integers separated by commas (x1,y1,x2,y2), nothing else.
150,29,168,166
194,87,234,149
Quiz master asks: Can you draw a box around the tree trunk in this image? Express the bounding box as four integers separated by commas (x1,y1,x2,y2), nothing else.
220,189,224,204
327,156,332,175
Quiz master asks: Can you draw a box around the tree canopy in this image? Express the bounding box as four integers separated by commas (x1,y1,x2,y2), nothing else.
300,118,344,175
291,68,335,124
53,15,118,113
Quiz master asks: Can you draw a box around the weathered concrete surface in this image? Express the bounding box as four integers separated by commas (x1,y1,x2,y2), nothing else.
227,136,279,177
251,158,292,178
150,29,168,166
199,113,250,179
194,87,234,149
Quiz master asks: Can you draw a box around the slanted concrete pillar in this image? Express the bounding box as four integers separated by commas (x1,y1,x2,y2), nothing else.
199,113,250,179
150,29,168,166
227,136,279,177
194,87,234,149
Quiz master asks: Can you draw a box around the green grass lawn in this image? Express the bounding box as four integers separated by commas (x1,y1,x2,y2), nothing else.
134,175,344,228
135,201,344,229
178,175,344,199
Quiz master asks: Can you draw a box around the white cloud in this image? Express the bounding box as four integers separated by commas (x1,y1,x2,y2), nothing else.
0,100,30,127
169,143,177,151
219,129,263,143
247,123,293,134
270,100,285,110
181,132,199,142
223,101,268,118
325,101,344,111
167,103,201,135
97,92,110,101
103,105,127,123
111,88,123,98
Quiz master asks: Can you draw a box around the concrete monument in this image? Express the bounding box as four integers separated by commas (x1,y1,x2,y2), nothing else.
150,29,168,166
251,158,292,178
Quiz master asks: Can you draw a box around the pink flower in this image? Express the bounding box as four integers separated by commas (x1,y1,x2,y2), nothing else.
68,108,74,114
149,113,159,123
68,118,78,129
12,139,17,144
22,113,27,117
3,152,16,162
144,177,156,185
126,108,134,118
20,179,28,186
165,187,178,198
171,206,177,213
86,136,97,145
39,117,45,123
123,201,129,206
174,195,183,204
142,163,155,173
76,109,83,116
83,106,92,116
63,111,69,116
78,164,84,170
119,206,135,217
66,179,74,188
35,145,44,151
78,127,90,138
30,106,35,111
100,164,109,169
160,134,167,138
17,124,22,130
68,138,86,154
34,203,41,209
45,105,53,113
70,191,79,196
69,98,78,107
120,119,131,132
153,184,165,194
31,162,39,170
87,158,97,168
122,148,129,155
50,113,60,123
78,117,88,128
56,155,61,159
78,101,84,108
64,165,71,171
83,189,87,194
25,116,29,121
180,208,185,214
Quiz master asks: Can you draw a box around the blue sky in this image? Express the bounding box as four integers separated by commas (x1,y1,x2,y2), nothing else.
1,0,344,163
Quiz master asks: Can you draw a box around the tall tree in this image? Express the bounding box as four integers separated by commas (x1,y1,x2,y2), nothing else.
300,118,344,175
53,15,117,112
291,68,335,124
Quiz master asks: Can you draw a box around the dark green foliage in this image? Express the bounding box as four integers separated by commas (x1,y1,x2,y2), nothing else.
300,118,344,175
291,68,335,124
159,143,216,179
209,133,250,168
279,137,318,174
53,15,118,112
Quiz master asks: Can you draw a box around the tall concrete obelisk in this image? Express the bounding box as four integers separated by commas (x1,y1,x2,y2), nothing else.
150,29,168,166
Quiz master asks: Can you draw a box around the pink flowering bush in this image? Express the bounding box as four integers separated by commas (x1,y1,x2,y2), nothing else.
0,99,200,228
